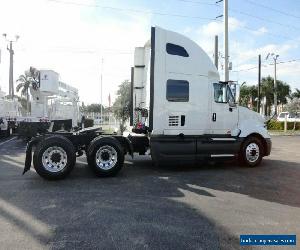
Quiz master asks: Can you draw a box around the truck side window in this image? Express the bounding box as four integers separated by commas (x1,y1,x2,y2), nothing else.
166,80,189,102
213,83,235,103
214,83,227,103
166,43,189,57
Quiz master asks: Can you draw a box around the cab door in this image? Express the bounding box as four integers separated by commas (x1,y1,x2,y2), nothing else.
210,82,238,135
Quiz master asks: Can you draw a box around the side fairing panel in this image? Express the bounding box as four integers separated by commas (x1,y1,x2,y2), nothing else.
131,45,151,127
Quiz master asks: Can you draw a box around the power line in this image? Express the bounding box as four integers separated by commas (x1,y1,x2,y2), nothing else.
20,46,134,55
50,47,134,54
229,8,300,31
47,0,217,20
48,0,299,41
213,8,299,41
233,58,300,72
218,18,298,41
244,0,300,19
277,58,300,65
175,0,217,6
36,1,300,61
232,66,257,73
208,17,297,42
239,25,298,42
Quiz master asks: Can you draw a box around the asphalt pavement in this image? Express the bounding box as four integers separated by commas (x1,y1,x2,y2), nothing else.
0,136,299,250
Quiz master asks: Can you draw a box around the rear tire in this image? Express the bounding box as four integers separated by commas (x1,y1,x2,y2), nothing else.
33,136,76,180
87,136,124,177
239,136,263,167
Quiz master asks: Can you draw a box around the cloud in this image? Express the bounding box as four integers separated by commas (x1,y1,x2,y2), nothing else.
275,61,300,88
0,0,151,104
251,27,268,36
1,1,299,104
234,42,298,67
183,26,192,34
193,16,300,89
199,17,244,37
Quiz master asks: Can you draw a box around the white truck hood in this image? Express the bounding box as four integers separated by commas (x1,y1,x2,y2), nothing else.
239,106,265,124
238,106,270,138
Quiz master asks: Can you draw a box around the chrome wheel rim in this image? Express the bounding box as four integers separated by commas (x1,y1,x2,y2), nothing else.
246,143,260,163
42,146,68,172
95,146,118,170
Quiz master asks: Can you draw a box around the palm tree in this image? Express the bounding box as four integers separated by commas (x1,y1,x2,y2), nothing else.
291,88,300,99
28,66,40,85
261,76,291,116
240,84,258,110
16,67,39,114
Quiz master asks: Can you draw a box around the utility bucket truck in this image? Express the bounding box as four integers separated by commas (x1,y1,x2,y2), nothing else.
23,27,271,180
0,88,21,137
18,70,80,139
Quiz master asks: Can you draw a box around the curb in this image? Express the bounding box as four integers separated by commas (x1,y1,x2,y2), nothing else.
269,132,300,136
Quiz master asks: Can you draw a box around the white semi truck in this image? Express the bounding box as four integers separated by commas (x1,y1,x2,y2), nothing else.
23,27,271,180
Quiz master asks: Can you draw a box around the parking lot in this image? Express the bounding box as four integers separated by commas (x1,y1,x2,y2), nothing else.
0,136,299,249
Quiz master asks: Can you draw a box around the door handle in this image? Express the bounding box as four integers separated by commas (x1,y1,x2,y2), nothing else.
212,113,216,122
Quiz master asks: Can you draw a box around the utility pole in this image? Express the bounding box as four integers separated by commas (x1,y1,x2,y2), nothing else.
215,0,229,80
8,41,14,98
214,35,218,69
100,57,104,124
274,57,278,115
2,34,19,99
266,53,279,115
257,54,261,114
224,0,229,81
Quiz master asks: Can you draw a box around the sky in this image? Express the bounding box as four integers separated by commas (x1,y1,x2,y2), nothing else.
0,0,300,106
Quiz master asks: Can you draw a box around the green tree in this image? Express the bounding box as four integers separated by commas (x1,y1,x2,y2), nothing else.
285,98,300,130
16,67,39,113
112,80,130,134
239,84,257,109
291,88,300,99
261,76,291,115
85,103,105,113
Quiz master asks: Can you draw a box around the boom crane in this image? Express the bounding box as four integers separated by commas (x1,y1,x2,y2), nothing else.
19,70,80,138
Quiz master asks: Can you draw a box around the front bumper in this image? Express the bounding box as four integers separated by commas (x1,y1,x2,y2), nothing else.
265,138,272,156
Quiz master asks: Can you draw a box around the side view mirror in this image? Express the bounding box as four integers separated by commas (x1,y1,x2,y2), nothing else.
235,84,240,104
228,99,236,108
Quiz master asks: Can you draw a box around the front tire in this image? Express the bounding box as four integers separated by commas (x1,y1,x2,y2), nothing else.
239,137,263,167
33,136,76,180
87,137,124,177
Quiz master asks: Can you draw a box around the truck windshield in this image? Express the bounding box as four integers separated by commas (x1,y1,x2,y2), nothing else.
213,83,235,103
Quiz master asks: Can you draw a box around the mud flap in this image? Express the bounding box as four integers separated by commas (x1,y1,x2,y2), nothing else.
23,143,33,174
124,137,134,159
23,137,42,175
